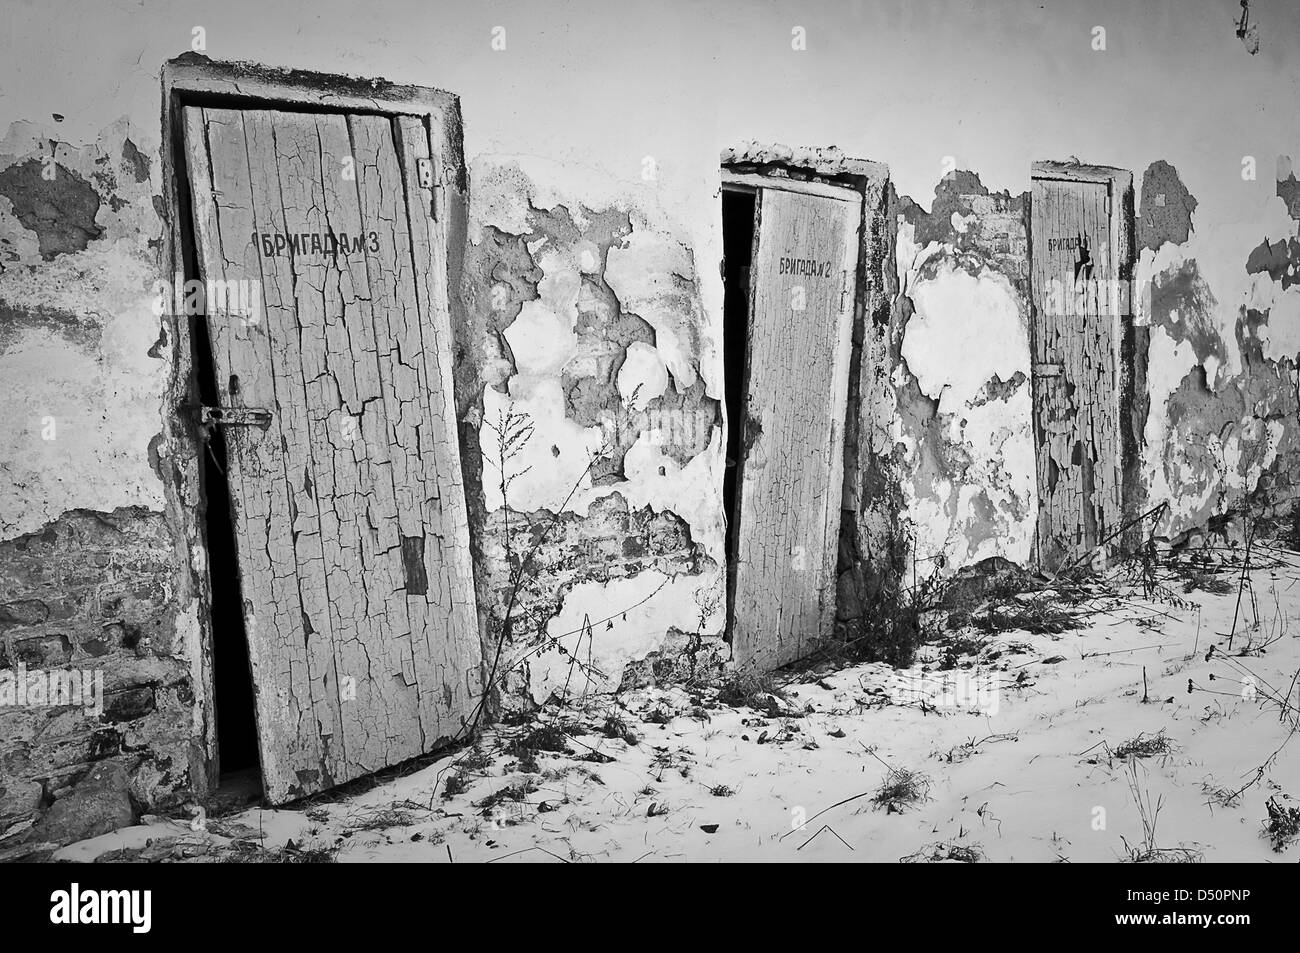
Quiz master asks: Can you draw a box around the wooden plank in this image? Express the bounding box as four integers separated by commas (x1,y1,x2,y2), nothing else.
350,113,482,738
184,105,482,802
234,108,362,792
391,115,484,729
731,188,858,671
1030,174,1122,570
1031,159,1128,184
165,59,459,124
184,107,338,798
300,110,419,772
721,171,865,203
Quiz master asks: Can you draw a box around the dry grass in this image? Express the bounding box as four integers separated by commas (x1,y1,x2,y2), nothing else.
870,765,931,813
1264,795,1300,852
900,841,984,863
475,778,538,812
716,671,788,716
458,747,493,772
1112,730,1173,761
219,839,337,863
1181,571,1236,595
969,600,1078,635
441,772,469,800
600,713,641,746
506,723,572,756
345,807,417,832
1121,761,1203,863
1123,845,1203,863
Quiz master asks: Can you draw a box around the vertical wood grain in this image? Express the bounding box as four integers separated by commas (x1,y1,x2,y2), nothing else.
183,105,481,802
1030,176,1120,570
731,188,860,671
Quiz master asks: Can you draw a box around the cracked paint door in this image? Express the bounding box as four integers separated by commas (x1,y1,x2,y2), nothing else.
730,186,859,671
1030,170,1124,571
182,106,481,802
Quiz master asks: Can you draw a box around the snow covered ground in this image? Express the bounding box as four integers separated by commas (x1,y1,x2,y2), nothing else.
57,543,1300,863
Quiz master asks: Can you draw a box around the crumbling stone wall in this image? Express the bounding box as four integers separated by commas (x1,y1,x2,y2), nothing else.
4,110,1295,850
0,119,203,845
0,126,732,845
457,159,726,708
0,509,198,840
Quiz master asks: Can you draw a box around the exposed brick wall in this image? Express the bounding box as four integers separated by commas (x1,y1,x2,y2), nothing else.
457,159,725,707
0,507,197,836
478,492,711,705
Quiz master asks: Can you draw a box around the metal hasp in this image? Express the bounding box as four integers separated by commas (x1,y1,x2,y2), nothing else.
197,405,273,428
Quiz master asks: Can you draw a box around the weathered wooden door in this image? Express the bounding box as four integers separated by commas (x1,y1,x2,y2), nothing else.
730,186,860,671
1029,165,1128,570
182,106,481,802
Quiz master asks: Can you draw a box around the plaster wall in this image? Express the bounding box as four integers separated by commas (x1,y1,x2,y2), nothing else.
1,0,1297,835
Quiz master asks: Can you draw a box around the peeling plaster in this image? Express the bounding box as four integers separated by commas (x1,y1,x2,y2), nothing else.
617,341,670,402
605,219,708,394
480,382,604,514
1138,163,1300,538
529,570,721,703
1261,284,1300,363
0,159,104,259
0,120,166,540
903,261,1029,412
1138,160,1198,252
467,158,725,700
888,177,1036,571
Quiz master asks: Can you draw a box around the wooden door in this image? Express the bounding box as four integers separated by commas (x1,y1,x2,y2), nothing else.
1030,173,1122,571
730,187,860,671
182,106,481,802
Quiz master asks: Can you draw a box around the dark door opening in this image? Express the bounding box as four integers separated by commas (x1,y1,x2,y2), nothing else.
198,393,262,788
171,110,262,796
721,187,757,638
165,60,484,805
719,170,862,670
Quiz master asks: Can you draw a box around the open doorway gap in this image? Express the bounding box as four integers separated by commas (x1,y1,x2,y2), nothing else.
168,101,262,806
721,187,757,642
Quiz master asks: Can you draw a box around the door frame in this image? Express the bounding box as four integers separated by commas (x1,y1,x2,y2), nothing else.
159,58,475,791
1028,160,1138,570
718,150,882,670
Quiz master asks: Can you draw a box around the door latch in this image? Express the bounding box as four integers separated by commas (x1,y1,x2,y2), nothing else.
194,405,273,428
416,157,441,221
417,158,435,189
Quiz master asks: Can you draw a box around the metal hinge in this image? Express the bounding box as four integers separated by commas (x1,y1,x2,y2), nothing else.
416,157,441,221
194,405,273,428
417,158,435,189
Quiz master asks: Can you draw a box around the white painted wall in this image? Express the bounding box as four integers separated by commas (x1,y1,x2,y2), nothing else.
2,0,1298,694
4,0,1297,302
